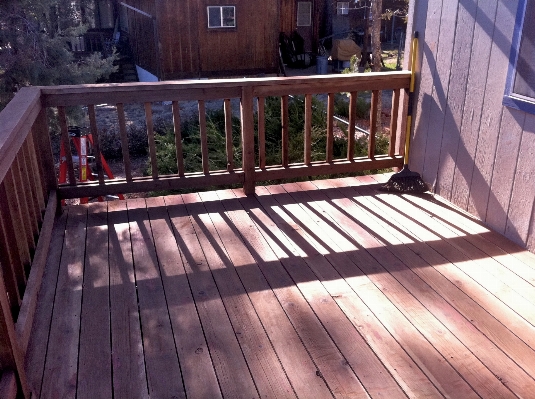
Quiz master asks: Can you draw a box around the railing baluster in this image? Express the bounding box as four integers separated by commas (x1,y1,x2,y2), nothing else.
88,105,105,184
1,174,30,282
12,157,35,253
257,97,266,169
144,102,158,179
25,135,45,215
32,108,57,195
348,92,357,160
281,96,289,167
327,93,334,163
198,100,209,175
241,86,255,194
369,90,379,159
58,106,76,185
19,144,40,234
389,89,401,158
304,94,312,165
117,103,133,182
0,264,30,397
224,99,234,172
172,101,185,177
0,186,23,313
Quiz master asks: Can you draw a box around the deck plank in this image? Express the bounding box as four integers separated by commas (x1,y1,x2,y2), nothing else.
274,183,479,398
193,190,297,398
146,196,222,399
351,178,535,353
24,211,68,398
166,194,259,399
108,200,149,399
77,202,112,398
127,198,185,398
40,206,87,399
233,189,408,399
316,179,519,398
211,190,368,398
170,194,336,399
26,175,535,398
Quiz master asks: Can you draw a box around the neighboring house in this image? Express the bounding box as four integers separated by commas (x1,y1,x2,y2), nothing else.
407,0,535,250
329,0,407,46
117,0,327,80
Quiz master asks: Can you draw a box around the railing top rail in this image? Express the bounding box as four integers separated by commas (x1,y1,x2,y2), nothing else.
40,71,411,106
0,87,42,183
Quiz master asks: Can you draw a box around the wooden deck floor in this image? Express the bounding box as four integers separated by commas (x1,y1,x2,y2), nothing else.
24,175,535,399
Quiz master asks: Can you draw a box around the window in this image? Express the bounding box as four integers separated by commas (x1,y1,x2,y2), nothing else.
337,2,349,15
504,0,535,114
297,2,312,27
207,6,235,28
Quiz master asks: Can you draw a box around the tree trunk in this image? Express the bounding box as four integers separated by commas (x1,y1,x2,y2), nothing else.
371,0,383,133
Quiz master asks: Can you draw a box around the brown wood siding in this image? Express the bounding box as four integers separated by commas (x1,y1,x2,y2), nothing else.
196,0,279,75
280,0,296,34
410,0,535,251
122,0,160,76
156,0,200,79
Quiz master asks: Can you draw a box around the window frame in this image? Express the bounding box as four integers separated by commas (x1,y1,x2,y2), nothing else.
337,2,350,16
503,0,535,114
296,2,312,27
207,6,236,29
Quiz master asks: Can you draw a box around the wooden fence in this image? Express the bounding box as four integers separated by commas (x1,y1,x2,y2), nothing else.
0,71,409,397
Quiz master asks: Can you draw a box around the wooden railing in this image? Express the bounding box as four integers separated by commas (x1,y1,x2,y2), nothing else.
0,71,409,397
0,87,57,398
42,72,409,199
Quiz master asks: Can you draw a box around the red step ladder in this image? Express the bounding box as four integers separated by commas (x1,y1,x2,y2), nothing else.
59,127,124,204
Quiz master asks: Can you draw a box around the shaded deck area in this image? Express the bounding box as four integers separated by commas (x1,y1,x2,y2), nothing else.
25,175,535,398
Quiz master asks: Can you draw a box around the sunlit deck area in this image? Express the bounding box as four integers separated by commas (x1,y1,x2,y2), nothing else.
25,175,535,398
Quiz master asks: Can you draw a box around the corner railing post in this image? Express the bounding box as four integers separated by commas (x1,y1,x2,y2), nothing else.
241,85,255,195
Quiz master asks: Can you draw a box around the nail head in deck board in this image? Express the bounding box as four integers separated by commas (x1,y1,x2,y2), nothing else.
214,190,368,398
40,205,87,398
107,200,149,399
166,194,259,399
127,198,186,398
146,197,222,399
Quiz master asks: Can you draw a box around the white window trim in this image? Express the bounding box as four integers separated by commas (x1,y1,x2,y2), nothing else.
207,6,236,29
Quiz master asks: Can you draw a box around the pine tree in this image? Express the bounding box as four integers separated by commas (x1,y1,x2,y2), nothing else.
0,0,116,109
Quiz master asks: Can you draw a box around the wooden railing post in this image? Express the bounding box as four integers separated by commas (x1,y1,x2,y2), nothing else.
241,86,255,195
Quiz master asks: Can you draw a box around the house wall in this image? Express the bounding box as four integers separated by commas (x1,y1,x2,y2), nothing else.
409,0,535,250
122,0,281,79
